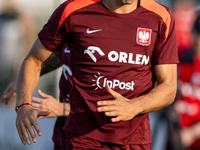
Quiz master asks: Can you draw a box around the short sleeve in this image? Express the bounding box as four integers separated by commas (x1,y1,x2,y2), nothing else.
38,1,71,52
152,9,179,65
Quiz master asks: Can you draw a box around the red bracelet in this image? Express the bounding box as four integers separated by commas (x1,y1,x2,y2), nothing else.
15,103,32,112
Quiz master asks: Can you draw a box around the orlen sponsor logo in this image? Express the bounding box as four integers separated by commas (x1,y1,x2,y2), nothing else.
84,46,105,62
92,72,135,91
84,46,149,65
108,51,149,65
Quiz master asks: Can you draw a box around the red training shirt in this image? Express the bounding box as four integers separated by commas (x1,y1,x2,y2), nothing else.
38,0,179,145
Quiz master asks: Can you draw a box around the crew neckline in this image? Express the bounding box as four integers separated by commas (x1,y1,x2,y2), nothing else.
98,1,142,18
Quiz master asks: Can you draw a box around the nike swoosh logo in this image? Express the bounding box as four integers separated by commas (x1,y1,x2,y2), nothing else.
64,47,70,53
86,28,102,34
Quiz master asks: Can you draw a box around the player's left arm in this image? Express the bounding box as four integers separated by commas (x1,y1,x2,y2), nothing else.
32,90,70,118
97,63,177,122
139,63,177,113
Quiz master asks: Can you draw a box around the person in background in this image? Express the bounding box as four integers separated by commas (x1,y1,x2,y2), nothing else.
150,1,197,150
175,15,200,150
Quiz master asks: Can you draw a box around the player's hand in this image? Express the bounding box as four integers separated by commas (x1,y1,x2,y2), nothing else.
97,84,140,122
16,105,51,145
2,81,16,104
32,90,64,118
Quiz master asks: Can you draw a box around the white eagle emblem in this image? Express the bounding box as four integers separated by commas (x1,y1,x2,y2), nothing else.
139,31,150,43
137,28,152,46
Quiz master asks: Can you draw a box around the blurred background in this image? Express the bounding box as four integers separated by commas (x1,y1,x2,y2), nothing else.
1,0,200,150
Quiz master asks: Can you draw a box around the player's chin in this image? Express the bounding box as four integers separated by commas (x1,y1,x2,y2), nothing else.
122,0,135,5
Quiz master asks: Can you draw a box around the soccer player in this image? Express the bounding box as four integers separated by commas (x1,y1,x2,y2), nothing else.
15,0,179,149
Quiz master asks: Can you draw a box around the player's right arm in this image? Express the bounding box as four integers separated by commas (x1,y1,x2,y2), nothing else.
2,51,62,104
40,51,62,76
16,38,52,145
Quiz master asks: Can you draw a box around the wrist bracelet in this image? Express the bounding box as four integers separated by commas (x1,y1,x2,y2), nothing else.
15,103,32,112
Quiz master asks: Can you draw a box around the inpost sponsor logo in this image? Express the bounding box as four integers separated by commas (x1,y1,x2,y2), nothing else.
92,72,135,91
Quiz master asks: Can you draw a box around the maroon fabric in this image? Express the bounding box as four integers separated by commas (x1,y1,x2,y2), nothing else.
52,43,72,145
38,0,179,145
54,143,62,150
60,131,151,150
52,117,67,147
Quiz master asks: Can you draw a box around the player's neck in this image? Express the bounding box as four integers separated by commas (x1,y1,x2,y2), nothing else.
101,0,139,14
